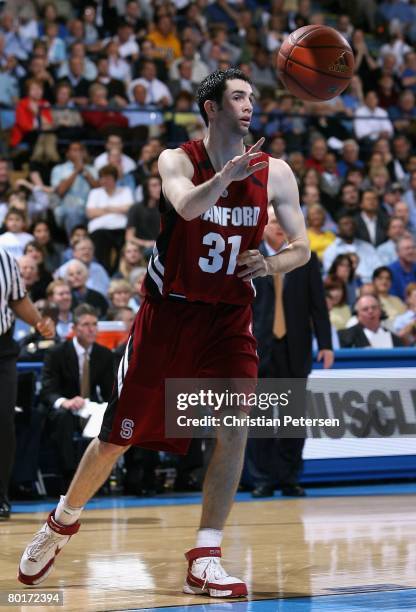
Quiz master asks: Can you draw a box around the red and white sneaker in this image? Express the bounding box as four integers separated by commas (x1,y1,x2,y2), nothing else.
183,547,248,598
18,511,80,585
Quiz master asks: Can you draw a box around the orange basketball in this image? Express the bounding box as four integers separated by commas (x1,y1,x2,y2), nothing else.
277,25,354,102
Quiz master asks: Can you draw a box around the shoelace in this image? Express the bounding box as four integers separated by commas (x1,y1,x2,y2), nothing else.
195,557,229,589
26,527,63,560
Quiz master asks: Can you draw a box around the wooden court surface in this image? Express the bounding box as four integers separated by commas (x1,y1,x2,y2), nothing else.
1,493,416,611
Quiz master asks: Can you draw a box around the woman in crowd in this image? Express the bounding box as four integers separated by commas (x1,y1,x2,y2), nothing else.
306,204,336,262
324,278,352,331
327,253,362,308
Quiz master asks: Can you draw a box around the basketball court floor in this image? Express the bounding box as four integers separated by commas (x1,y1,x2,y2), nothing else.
2,484,416,611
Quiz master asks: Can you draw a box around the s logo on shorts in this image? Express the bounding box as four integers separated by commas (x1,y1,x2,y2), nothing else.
120,418,134,440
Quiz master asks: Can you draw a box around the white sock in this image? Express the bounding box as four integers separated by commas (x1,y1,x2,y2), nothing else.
54,495,83,526
196,528,223,548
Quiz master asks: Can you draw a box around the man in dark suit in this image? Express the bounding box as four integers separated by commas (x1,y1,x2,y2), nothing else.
354,189,388,247
41,304,114,483
246,208,334,497
339,294,403,348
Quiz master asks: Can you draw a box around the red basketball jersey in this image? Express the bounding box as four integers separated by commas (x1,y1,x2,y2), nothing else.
144,139,269,305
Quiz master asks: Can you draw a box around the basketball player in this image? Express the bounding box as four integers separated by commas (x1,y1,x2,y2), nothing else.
18,69,310,598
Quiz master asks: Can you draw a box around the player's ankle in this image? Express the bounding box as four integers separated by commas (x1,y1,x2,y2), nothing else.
195,528,223,548
55,495,84,526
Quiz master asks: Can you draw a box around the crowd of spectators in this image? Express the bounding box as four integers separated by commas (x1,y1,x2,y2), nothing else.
2,0,416,494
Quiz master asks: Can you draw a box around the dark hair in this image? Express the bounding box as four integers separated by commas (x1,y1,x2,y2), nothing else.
6,207,25,221
24,240,45,257
73,303,98,324
196,69,252,126
372,266,392,281
324,278,347,306
70,224,88,237
328,254,354,282
99,164,118,180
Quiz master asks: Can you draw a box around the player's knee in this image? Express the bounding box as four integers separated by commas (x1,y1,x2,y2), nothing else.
96,439,128,459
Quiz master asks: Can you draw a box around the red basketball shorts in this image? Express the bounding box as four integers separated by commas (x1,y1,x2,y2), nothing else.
99,296,258,454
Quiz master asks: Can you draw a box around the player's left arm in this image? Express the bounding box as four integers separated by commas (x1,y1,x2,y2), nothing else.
237,158,310,280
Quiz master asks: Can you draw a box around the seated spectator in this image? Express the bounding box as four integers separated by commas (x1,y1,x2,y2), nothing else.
55,237,110,296
107,149,136,192
81,83,128,136
372,266,406,326
94,133,136,174
22,241,53,300
125,176,161,249
57,56,91,106
40,304,114,484
337,139,365,179
169,39,209,83
248,45,277,90
403,170,416,228
388,236,416,300
58,41,97,82
129,267,147,311
323,215,381,282
19,54,55,103
377,217,408,265
393,282,416,345
354,90,394,143
10,78,54,152
114,20,140,62
105,40,132,83
51,142,98,237
393,200,416,238
108,278,137,312
65,259,108,318
305,137,327,174
94,55,128,105
353,189,388,247
400,51,416,93
44,20,67,67
86,165,134,274
17,254,47,302
61,225,89,264
301,184,337,232
339,295,403,348
324,278,351,331
321,152,342,200
122,83,164,144
336,182,361,219
168,59,199,99
146,14,181,65
128,59,173,107
389,89,416,135
0,208,33,258
376,74,399,110
106,305,135,331
46,279,73,339
306,204,336,261
31,220,63,273
51,82,84,142
327,253,361,308
114,241,146,281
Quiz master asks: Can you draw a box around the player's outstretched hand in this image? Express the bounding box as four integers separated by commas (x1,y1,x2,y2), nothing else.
220,137,268,183
237,249,270,281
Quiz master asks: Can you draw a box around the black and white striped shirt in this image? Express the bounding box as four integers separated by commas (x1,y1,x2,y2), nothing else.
0,247,26,335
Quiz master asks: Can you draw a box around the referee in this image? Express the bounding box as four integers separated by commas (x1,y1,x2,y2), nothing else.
0,247,54,519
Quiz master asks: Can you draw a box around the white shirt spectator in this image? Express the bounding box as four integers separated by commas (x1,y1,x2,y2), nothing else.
86,186,133,233
94,152,136,175
377,239,399,265
117,36,140,59
362,326,394,348
169,55,209,82
0,232,33,259
354,105,394,141
128,77,173,105
393,309,416,333
54,260,110,296
108,56,131,82
323,237,381,283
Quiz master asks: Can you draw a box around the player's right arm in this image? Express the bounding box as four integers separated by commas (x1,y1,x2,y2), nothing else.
158,138,267,221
